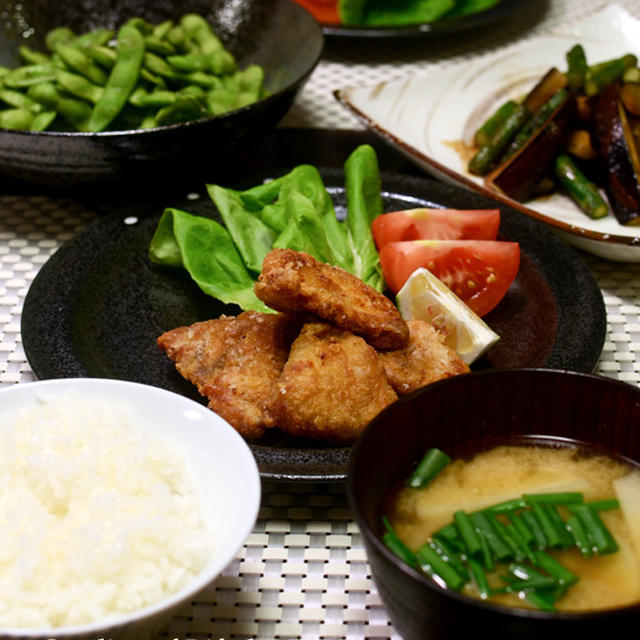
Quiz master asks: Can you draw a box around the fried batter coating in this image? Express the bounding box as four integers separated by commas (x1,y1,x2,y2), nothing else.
275,322,398,444
158,311,300,439
378,319,470,395
254,248,409,350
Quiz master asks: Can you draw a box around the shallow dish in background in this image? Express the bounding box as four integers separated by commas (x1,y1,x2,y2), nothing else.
335,4,640,261
309,0,534,39
0,0,323,189
20,169,606,481
348,368,640,640
0,377,260,640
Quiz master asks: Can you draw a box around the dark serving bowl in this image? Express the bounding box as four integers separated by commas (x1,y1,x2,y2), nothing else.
348,368,640,640
0,0,323,188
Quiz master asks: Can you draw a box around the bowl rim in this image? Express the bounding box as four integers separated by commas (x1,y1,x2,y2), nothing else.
347,367,640,621
0,377,261,637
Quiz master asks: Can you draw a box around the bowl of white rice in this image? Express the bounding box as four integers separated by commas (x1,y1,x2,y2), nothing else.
0,377,261,639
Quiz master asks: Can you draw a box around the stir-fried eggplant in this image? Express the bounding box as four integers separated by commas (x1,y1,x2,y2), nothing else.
485,92,575,202
470,47,640,224
593,82,640,225
523,67,568,113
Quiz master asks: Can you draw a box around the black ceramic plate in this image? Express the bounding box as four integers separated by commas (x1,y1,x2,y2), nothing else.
320,0,535,38
21,171,606,482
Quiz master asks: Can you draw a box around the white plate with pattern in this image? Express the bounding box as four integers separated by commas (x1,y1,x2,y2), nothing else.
335,4,640,262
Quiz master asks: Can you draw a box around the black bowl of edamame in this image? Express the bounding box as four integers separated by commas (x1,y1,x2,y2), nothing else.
0,0,323,188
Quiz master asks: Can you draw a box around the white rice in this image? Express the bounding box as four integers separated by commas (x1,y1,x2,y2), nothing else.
0,393,213,629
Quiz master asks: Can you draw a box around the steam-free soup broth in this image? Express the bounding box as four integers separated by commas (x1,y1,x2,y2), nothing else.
388,445,640,612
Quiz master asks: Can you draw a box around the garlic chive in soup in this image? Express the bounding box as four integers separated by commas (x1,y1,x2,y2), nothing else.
384,445,640,612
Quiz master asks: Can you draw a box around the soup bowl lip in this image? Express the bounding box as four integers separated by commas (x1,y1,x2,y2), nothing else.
347,366,640,621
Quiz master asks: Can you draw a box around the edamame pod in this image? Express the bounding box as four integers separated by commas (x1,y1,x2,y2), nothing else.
0,108,34,129
55,43,108,86
88,22,145,132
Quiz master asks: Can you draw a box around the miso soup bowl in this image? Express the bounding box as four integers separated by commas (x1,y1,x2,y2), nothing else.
348,368,640,640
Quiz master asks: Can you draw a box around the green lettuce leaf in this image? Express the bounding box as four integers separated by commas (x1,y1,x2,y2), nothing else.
443,0,500,19
344,144,384,291
149,207,273,313
340,0,499,25
148,144,385,312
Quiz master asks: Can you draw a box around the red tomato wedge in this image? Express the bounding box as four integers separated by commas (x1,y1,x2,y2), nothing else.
371,208,501,250
292,0,340,23
379,240,520,317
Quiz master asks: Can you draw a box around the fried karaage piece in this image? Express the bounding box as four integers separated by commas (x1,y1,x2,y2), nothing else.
275,322,398,443
378,319,470,395
254,248,409,350
158,311,300,439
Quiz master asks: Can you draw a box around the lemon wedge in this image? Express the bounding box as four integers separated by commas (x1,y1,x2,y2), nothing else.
396,267,500,365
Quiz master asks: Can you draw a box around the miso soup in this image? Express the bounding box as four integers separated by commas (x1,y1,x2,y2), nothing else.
387,445,640,612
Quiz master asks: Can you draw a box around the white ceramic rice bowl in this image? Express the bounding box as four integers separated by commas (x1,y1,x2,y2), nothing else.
0,377,261,640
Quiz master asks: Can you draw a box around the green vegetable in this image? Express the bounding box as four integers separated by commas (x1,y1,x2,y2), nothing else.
433,523,463,551
339,0,499,25
554,154,609,219
57,96,92,131
453,510,482,559
30,110,56,131
0,89,42,112
358,0,456,26
27,81,60,109
520,509,548,550
383,532,418,568
499,89,568,163
384,482,622,610
523,492,584,505
585,54,638,96
71,28,114,49
88,21,145,132
568,504,619,554
543,504,573,549
2,63,58,88
468,103,530,175
416,543,466,590
206,183,277,274
407,447,451,489
154,94,208,125
508,512,535,548
467,557,490,598
430,537,469,580
0,13,266,132
533,551,578,586
488,513,526,560
343,144,384,291
0,108,34,129
565,44,587,92
529,502,564,549
440,0,500,19
470,511,513,561
473,99,519,147
149,208,271,313
87,45,117,69
45,27,76,52
382,516,419,569
587,498,620,511
566,514,593,557
19,45,50,65
56,69,103,103
55,43,108,86
150,145,385,311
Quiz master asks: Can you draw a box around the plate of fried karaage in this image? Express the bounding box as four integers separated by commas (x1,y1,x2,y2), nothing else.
21,170,606,481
